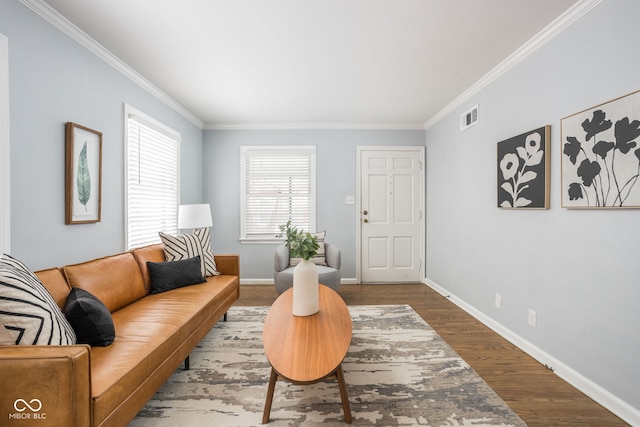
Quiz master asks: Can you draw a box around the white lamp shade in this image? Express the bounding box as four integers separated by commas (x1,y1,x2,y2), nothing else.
178,204,212,229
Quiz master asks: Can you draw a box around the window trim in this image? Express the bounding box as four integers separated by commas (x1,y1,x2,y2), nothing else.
240,145,316,243
124,104,180,250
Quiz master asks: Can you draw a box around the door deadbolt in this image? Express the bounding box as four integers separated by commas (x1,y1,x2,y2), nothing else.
363,210,368,215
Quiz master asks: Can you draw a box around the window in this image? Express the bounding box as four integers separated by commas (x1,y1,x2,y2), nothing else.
125,105,180,250
240,146,316,241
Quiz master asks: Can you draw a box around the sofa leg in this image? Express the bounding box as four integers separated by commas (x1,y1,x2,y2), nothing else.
224,312,228,322
184,356,190,370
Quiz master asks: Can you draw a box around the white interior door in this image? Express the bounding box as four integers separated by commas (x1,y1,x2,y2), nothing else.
358,147,424,283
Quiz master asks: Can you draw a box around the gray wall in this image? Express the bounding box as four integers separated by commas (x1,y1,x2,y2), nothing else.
1,0,204,270
425,0,639,416
203,129,425,280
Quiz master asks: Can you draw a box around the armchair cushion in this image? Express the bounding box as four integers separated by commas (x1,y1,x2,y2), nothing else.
274,243,290,272
324,242,341,269
274,241,341,295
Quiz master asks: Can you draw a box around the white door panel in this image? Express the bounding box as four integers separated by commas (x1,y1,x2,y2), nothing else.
367,237,388,268
359,147,424,283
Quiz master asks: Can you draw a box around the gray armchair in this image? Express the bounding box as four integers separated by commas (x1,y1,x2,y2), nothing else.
273,242,341,295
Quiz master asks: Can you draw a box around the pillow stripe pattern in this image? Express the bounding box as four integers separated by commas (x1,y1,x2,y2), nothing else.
290,230,327,267
193,227,220,276
0,254,76,345
159,228,220,277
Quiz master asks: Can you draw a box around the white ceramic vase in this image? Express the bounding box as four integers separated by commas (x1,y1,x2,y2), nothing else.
292,259,319,316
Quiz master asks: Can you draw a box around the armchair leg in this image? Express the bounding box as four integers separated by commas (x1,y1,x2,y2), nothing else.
184,356,190,370
224,312,228,322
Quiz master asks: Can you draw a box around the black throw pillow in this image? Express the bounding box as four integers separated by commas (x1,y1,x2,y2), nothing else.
64,287,115,346
147,256,205,295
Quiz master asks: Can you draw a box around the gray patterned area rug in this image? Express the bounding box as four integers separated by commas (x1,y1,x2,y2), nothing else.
130,305,527,426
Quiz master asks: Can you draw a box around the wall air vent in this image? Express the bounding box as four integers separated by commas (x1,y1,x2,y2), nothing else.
460,105,479,131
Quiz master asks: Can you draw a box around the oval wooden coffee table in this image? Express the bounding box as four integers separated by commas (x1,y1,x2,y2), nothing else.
262,284,353,424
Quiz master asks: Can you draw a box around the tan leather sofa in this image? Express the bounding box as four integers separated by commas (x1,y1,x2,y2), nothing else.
0,243,240,427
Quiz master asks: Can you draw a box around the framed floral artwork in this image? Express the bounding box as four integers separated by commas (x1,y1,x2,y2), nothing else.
65,122,102,224
561,90,640,208
497,125,550,209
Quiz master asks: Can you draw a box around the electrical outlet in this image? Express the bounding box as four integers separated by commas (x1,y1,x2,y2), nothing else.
345,196,355,205
528,309,537,328
494,293,502,309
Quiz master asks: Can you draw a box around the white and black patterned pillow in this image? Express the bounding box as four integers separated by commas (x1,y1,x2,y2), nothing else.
290,230,327,267
0,318,13,345
159,228,220,277
0,254,76,345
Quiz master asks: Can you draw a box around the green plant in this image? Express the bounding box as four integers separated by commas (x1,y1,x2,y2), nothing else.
77,141,91,211
279,221,319,261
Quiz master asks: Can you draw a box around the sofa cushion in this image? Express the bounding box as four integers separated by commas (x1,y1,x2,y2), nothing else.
89,274,239,425
64,252,146,313
64,287,115,346
131,243,166,294
159,228,220,276
147,256,205,294
35,267,71,310
0,254,76,345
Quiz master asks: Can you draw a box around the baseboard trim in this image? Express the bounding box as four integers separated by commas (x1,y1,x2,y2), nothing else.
424,278,640,426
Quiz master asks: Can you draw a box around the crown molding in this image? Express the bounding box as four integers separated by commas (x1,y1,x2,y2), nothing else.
204,122,426,131
19,0,204,129
21,0,601,133
423,0,604,130
19,0,423,133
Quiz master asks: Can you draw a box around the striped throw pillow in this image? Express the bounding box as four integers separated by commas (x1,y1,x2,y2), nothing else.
0,254,76,345
0,318,13,345
289,230,327,267
159,228,220,277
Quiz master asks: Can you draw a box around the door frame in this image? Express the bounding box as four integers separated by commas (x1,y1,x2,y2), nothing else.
355,146,425,284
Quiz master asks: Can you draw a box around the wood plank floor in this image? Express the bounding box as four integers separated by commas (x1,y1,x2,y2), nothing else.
237,283,629,427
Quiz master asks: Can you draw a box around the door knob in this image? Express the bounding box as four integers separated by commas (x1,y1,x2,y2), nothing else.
363,219,368,223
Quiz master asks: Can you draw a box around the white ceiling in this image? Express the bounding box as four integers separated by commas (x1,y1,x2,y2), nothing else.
38,0,582,128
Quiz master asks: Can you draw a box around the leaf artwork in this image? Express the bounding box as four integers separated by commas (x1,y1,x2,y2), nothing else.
76,141,91,211
497,127,548,209
562,103,640,207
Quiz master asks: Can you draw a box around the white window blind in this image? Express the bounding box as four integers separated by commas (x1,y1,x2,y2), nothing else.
125,105,179,250
240,146,316,240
